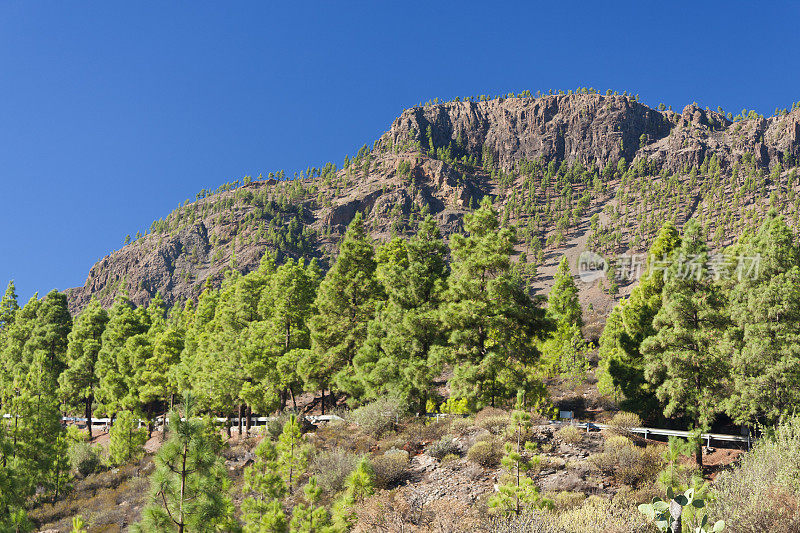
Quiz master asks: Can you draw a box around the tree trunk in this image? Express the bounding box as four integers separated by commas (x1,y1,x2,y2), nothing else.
695,442,703,468
85,395,93,440
246,405,252,435
226,412,232,438
238,404,244,436
321,388,325,415
179,443,187,533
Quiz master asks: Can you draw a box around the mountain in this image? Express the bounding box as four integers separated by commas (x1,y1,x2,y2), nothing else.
65,91,800,317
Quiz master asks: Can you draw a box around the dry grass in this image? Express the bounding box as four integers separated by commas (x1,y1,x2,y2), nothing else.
29,460,152,532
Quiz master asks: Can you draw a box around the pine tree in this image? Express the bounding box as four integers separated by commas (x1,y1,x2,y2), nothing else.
724,211,800,426
241,439,288,533
241,257,318,415
59,299,108,439
598,221,681,416
353,216,448,412
0,291,72,501
11,387,69,500
290,476,331,532
133,394,234,532
192,273,249,432
108,410,147,465
439,197,549,407
139,324,184,429
540,257,588,379
95,294,150,418
304,212,381,410
547,257,582,327
24,290,72,390
330,458,374,531
0,281,19,333
277,414,309,495
641,220,728,466
0,414,31,531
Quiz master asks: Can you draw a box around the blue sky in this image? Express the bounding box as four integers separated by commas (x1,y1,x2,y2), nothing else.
1,1,799,303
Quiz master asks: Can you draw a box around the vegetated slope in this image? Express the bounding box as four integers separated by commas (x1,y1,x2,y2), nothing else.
65,92,800,315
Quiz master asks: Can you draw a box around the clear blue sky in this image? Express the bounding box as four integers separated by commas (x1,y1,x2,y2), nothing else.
1,1,799,303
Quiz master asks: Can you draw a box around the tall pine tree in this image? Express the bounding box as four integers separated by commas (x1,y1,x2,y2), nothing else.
353,216,449,412
59,299,109,439
302,212,381,410
440,197,549,407
724,211,800,426
641,219,728,465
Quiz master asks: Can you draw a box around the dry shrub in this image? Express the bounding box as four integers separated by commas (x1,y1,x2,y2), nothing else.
477,415,511,435
349,396,407,438
449,416,475,435
555,496,651,532
475,406,509,422
607,412,642,438
588,437,662,488
403,417,449,443
486,511,563,533
467,439,502,467
311,448,362,494
712,415,800,532
612,485,662,507
548,491,586,510
428,436,462,460
555,425,583,444
371,449,409,489
352,434,377,454
353,490,419,532
421,498,491,533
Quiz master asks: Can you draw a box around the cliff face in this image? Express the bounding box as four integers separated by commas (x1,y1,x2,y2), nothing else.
386,95,672,169
386,95,800,171
66,93,800,314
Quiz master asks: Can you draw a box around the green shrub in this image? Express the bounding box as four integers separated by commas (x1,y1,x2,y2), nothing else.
439,397,471,414
467,440,502,467
266,418,284,440
371,449,409,489
349,397,406,438
428,436,462,460
69,441,102,478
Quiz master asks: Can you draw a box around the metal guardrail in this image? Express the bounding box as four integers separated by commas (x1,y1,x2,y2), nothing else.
571,421,751,448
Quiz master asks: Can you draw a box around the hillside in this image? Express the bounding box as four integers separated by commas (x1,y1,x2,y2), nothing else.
65,92,800,316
